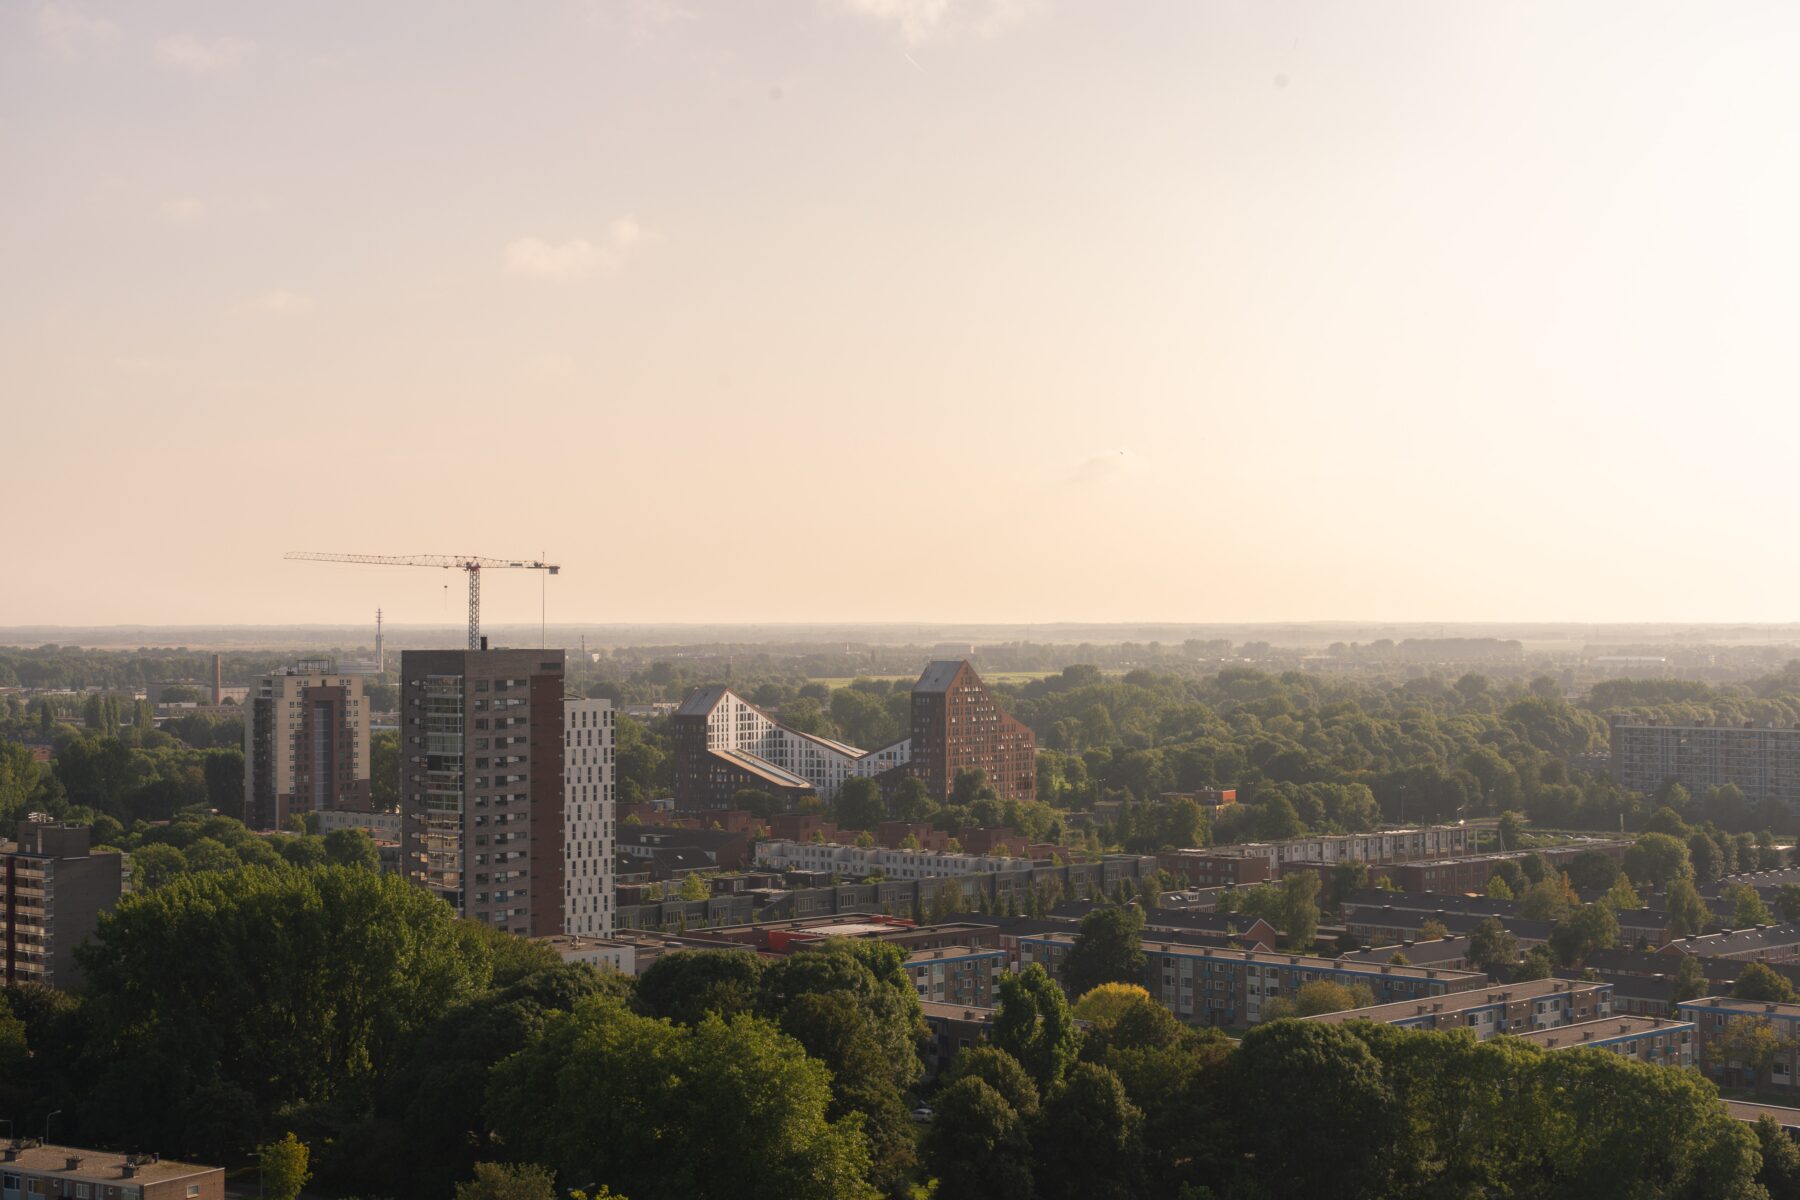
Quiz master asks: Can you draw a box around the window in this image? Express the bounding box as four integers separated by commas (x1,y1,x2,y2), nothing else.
188,1188,201,1198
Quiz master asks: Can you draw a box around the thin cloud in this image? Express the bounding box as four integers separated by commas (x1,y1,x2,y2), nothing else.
825,0,1038,46
504,218,650,279
38,2,119,58
256,289,314,315
154,33,254,74
1067,449,1150,486
160,197,207,223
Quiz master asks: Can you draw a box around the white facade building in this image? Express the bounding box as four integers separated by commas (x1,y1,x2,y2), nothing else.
685,687,909,800
755,838,1022,879
564,698,616,936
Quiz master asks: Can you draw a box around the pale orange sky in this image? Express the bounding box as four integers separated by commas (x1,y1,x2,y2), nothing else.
6,1,1800,628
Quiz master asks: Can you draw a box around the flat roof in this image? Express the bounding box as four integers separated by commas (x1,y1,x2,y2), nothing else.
713,747,812,788
1677,995,1800,1018
1725,1100,1800,1129
906,945,1004,961
921,1001,996,1022
798,920,911,938
2,1144,219,1186
1515,1015,1693,1049
1302,978,1607,1026
1018,932,1486,983
535,934,639,950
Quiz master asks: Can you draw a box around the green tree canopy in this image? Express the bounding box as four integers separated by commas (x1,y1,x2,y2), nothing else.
1623,833,1691,887
488,995,876,1200
993,963,1081,1090
923,1075,1035,1200
76,865,493,1159
1469,917,1519,972
1734,962,1798,1003
258,1133,310,1200
1666,877,1712,939
1060,905,1147,998
634,949,764,1027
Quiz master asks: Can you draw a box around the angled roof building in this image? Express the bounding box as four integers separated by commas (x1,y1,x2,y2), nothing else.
672,686,910,810
671,659,1036,811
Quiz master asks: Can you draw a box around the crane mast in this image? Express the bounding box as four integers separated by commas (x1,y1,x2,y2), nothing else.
285,551,560,651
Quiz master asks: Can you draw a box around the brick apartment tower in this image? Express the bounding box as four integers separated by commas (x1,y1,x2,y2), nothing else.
906,660,1037,803
2,820,122,989
400,647,569,936
244,665,372,830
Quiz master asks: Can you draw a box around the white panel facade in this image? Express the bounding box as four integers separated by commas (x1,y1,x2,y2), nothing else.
564,698,616,936
701,690,910,800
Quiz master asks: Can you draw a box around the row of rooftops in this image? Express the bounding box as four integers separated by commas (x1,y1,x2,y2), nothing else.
1518,1015,1689,1049
1303,977,1608,1025
1611,717,1800,730
1679,995,1800,1018
1018,930,1485,983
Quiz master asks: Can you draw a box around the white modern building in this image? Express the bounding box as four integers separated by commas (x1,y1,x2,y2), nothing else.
674,686,909,802
564,697,616,936
755,838,1023,879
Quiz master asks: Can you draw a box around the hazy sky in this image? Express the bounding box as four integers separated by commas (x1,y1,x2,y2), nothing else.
7,0,1800,629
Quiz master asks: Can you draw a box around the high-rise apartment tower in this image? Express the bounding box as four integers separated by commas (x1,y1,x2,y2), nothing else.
243,664,372,830
563,698,616,936
400,647,609,937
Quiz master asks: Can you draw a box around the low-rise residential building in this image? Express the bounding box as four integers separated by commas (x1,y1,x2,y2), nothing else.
907,945,1007,1008
755,839,1028,879
536,933,642,975
1724,1100,1800,1133
2,820,122,990
0,1143,223,1200
1703,868,1800,896
1371,844,1629,894
1681,996,1800,1089
1158,823,1484,887
1572,970,1678,1017
1515,1015,1695,1067
1343,905,1557,951
1659,925,1800,966
1303,978,1612,1036
1017,933,1488,1027
1341,936,1476,972
1157,851,1274,887
620,825,751,873
921,1002,997,1077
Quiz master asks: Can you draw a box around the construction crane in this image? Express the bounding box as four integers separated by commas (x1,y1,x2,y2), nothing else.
285,552,560,651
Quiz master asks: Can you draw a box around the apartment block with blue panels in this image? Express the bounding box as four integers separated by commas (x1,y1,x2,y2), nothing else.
1017,933,1487,1027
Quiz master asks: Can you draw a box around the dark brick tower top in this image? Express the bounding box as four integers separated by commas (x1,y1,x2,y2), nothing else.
908,660,1036,804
